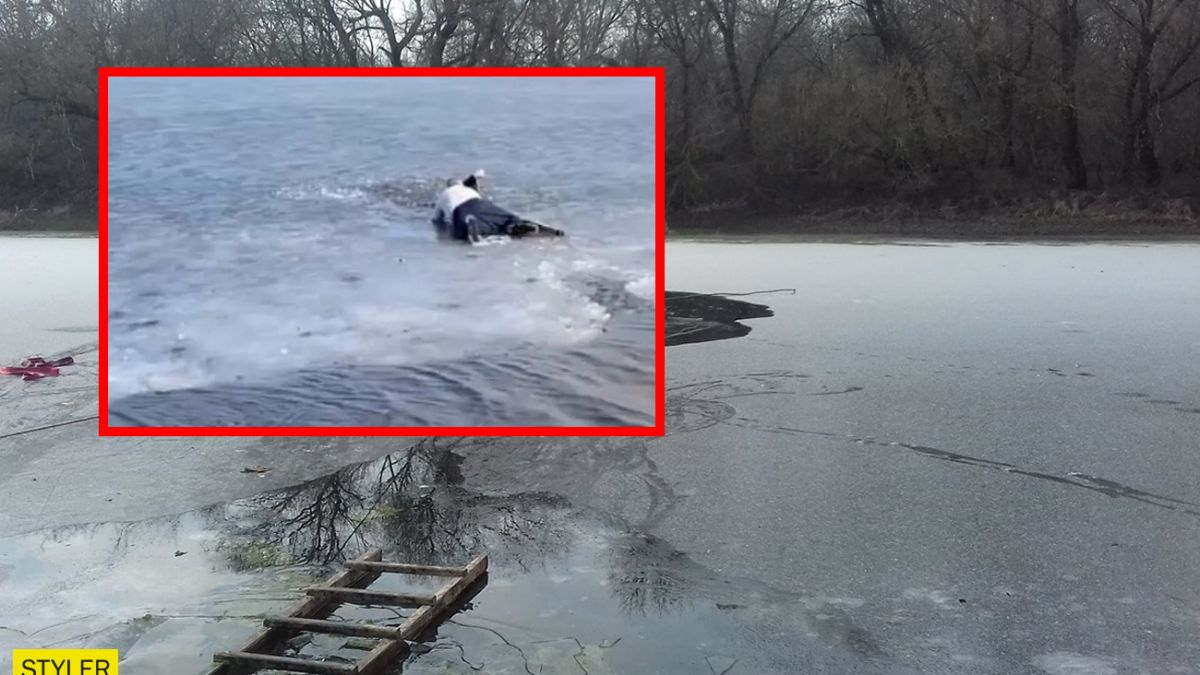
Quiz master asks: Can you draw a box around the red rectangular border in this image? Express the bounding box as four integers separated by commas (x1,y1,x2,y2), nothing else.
98,66,665,437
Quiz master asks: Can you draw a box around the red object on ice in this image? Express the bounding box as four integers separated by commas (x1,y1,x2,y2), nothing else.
0,356,75,381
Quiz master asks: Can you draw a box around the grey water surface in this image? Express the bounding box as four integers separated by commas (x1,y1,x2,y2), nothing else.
106,76,656,426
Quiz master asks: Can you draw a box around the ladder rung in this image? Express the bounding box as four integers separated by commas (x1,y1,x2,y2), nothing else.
356,635,409,675
264,616,401,640
303,586,435,607
204,548,383,675
343,560,466,577
396,555,489,641
213,651,356,675
208,552,486,675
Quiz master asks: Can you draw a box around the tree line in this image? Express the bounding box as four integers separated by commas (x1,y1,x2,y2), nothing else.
2,0,1199,225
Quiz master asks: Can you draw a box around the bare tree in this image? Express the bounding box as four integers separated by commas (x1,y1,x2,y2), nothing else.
426,0,462,65
704,0,826,156
351,0,424,65
4,0,1200,224
1103,0,1200,185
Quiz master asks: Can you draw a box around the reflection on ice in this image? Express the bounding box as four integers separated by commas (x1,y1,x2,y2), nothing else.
0,441,793,674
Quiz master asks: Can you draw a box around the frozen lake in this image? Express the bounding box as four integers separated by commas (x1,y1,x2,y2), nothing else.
652,239,1200,673
6,238,1199,674
0,236,97,362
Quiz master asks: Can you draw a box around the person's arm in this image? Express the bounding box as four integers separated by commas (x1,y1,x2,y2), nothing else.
432,188,451,228
465,215,484,244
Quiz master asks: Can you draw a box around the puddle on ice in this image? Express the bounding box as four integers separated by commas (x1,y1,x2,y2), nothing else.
0,442,799,674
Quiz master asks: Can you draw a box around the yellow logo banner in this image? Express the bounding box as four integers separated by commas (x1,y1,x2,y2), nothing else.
11,650,118,675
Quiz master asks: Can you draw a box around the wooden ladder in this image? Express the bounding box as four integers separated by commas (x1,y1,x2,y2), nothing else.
206,549,488,675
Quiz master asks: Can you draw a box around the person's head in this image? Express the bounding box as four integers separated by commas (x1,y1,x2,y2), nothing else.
463,169,485,190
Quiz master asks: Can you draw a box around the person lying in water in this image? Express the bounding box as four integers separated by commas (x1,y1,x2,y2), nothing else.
432,170,564,242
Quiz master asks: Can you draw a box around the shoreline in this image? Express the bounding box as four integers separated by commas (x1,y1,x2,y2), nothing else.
0,210,96,234
667,230,1200,245
0,229,97,238
0,228,97,239
667,209,1200,241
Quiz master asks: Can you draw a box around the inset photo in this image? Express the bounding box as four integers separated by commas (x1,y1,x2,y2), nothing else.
101,69,662,434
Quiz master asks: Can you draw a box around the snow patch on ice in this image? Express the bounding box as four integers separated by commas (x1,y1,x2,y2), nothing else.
1032,652,1117,675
